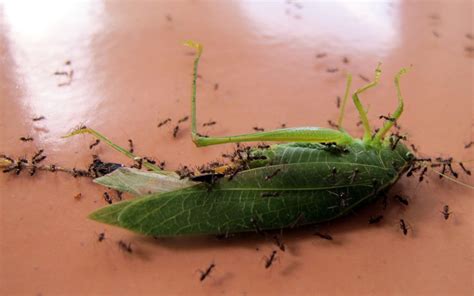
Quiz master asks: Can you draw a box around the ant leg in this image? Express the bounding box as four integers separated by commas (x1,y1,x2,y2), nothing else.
352,63,382,142
62,128,163,173
184,41,354,147
374,68,409,142
336,74,353,129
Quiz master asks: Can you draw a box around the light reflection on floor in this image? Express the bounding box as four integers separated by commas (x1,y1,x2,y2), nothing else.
238,0,400,54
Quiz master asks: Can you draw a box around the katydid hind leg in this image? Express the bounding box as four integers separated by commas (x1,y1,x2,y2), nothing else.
184,40,354,147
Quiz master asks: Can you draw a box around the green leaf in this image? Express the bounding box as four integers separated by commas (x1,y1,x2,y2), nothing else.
99,142,411,237
89,200,134,226
93,167,197,196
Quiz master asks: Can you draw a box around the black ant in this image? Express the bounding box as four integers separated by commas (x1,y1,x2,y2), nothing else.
32,116,46,121
195,132,208,138
326,68,339,73
399,219,410,236
273,234,286,252
72,168,90,178
131,157,143,169
20,136,33,142
176,165,194,179
327,120,339,128
16,158,28,175
198,263,216,282
264,250,278,269
336,96,341,108
221,153,233,159
315,53,327,58
358,74,370,82
157,118,171,127
98,232,105,242
265,169,281,180
29,166,37,176
459,162,471,175
89,139,100,149
440,205,452,220
328,191,351,210
348,168,360,183
55,60,74,86
369,215,383,224
395,194,409,206
435,157,458,178
389,133,406,150
410,144,418,153
213,83,219,91
327,167,338,183
447,163,458,178
342,56,349,64
227,165,243,181
314,231,333,240
173,125,180,138
33,155,46,164
464,141,473,149
203,120,217,127
32,150,46,164
117,240,133,253
418,167,428,182
253,127,264,132
128,139,134,153
379,115,396,122
177,116,189,123
158,161,166,170
406,164,421,177
103,192,113,204
143,157,156,164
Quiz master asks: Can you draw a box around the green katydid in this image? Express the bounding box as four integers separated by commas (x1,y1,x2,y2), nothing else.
60,41,467,237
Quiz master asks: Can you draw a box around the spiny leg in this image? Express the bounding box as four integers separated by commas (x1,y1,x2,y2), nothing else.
62,128,164,173
183,40,202,142
183,40,354,147
337,74,353,129
373,68,409,142
352,63,382,142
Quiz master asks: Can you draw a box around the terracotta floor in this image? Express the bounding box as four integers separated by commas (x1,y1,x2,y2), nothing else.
1,1,473,295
